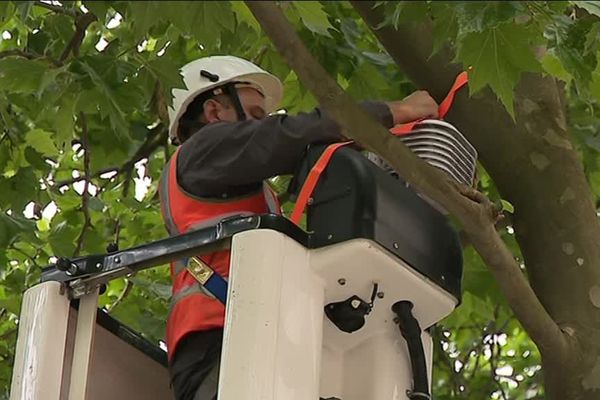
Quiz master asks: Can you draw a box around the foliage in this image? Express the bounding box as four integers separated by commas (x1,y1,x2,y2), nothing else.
379,1,600,120
1,1,600,398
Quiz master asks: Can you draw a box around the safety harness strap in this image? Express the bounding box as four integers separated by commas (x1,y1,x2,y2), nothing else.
390,71,469,137
289,141,353,224
290,71,469,226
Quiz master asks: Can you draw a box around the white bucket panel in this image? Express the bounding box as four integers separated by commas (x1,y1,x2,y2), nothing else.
10,282,171,400
220,230,325,400
10,281,70,400
220,230,458,400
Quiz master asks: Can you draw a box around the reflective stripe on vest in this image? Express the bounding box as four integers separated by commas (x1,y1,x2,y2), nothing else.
159,148,281,353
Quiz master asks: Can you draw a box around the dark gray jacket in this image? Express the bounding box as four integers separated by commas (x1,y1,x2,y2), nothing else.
176,101,393,198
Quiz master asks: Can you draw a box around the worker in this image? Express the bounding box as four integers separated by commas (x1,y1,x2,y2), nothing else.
159,55,439,400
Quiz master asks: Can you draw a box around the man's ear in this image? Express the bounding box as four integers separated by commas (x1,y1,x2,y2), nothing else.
202,99,221,123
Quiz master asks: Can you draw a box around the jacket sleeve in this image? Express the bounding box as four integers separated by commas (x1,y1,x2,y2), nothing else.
176,101,394,197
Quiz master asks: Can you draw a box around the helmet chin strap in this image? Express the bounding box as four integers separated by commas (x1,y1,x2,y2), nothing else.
222,82,247,122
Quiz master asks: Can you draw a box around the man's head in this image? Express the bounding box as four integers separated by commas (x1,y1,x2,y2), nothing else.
168,56,283,145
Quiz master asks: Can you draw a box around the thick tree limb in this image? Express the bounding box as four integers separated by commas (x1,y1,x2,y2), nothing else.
351,6,600,386
246,1,566,358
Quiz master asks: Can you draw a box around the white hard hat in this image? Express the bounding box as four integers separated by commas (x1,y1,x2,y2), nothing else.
168,55,283,142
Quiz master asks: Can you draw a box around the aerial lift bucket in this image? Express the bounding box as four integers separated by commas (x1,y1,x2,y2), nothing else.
10,138,469,400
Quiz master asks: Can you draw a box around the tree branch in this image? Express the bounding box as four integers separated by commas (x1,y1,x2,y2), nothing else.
58,12,97,63
73,112,92,257
34,1,81,18
9,244,40,268
106,279,134,313
54,166,120,188
0,49,61,66
0,328,17,341
53,124,167,190
246,1,567,359
121,123,167,198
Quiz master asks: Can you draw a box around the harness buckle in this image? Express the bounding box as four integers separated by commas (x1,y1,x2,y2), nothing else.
187,257,214,285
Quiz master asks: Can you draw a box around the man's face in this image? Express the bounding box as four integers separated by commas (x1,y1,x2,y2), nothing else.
205,86,267,123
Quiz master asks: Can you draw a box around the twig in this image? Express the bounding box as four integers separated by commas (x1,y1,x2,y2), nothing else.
251,45,269,64
0,50,61,66
151,83,169,125
113,219,121,248
490,333,509,400
432,327,463,396
122,167,133,198
0,328,17,341
121,124,168,197
73,113,92,257
53,124,167,190
9,244,40,268
34,1,81,18
106,279,134,313
58,12,97,63
245,0,568,362
54,166,120,188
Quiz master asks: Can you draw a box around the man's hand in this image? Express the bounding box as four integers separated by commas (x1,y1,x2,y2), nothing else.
386,91,439,125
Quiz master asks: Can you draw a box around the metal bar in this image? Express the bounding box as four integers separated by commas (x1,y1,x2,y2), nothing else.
68,289,99,400
40,215,307,300
67,240,230,299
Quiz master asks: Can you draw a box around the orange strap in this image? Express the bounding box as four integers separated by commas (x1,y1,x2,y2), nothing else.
290,72,469,226
290,141,353,224
438,71,468,119
390,71,469,136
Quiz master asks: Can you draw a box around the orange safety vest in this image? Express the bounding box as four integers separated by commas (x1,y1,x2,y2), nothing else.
158,148,280,358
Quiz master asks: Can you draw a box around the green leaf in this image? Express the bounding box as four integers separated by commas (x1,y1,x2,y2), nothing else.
88,197,105,212
500,199,514,214
591,59,600,101
0,213,36,249
588,170,600,197
25,129,58,156
572,1,600,17
78,60,129,138
430,2,458,56
162,2,234,45
541,51,572,82
546,16,598,85
145,57,186,107
346,62,388,100
375,1,428,30
455,1,523,34
14,1,32,20
584,22,600,55
127,2,163,40
48,220,79,256
0,2,14,24
83,1,111,20
0,58,60,95
53,92,77,147
231,1,260,32
456,23,541,118
292,1,334,37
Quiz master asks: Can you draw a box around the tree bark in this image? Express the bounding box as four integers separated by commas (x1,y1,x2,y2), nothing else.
352,2,600,399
